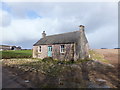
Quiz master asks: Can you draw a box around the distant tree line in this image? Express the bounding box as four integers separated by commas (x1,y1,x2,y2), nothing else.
100,48,120,49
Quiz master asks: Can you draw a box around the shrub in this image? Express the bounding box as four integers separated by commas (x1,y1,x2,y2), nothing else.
42,57,53,62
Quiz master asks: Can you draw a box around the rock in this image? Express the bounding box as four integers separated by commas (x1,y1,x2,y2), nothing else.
88,82,100,88
71,64,80,69
24,80,30,83
107,64,114,67
87,81,110,88
96,79,106,82
101,85,110,88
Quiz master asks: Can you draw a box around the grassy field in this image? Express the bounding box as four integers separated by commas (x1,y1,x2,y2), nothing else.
0,50,32,59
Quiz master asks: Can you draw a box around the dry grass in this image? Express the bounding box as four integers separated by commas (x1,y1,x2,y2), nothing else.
89,50,109,64
94,49,118,55
94,49,118,66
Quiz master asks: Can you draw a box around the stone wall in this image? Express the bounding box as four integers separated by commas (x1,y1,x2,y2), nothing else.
76,30,89,60
38,45,48,59
52,44,74,61
33,45,48,59
33,46,38,58
33,43,75,61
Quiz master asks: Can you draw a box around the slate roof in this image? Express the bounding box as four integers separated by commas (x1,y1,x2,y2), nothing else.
33,31,83,46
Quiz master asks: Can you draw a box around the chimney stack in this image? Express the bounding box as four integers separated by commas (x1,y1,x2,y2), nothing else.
79,25,85,31
42,31,46,38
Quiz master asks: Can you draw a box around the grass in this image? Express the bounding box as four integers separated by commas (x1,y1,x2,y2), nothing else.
2,56,118,88
3,58,64,76
1,49,109,63
1,50,32,59
2,57,78,75
89,50,109,63
2,48,119,88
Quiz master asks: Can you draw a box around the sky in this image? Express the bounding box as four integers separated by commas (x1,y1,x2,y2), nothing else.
0,1,118,49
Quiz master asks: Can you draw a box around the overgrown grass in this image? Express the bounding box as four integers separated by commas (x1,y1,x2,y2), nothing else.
2,57,117,88
3,58,65,76
89,50,109,63
1,50,32,59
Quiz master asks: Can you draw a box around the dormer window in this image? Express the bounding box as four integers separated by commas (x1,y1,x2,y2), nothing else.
60,45,65,53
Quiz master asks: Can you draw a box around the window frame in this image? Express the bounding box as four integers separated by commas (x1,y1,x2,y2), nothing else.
48,46,52,52
38,46,42,52
60,45,65,53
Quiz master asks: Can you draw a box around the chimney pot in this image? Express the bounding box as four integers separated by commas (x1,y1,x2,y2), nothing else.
42,31,46,38
79,25,85,31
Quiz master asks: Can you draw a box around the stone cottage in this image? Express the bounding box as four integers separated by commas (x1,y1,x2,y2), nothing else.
33,25,89,61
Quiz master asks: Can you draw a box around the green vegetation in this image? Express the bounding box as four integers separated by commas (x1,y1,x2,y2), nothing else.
1,50,32,59
3,58,64,76
3,58,83,88
2,49,119,88
89,50,109,63
2,56,118,88
1,49,108,64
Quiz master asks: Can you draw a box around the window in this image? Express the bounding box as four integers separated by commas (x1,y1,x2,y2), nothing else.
39,46,41,52
48,46,52,51
60,45,65,53
51,47,52,51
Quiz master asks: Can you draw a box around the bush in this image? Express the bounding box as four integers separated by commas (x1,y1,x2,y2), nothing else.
57,60,75,65
42,57,53,62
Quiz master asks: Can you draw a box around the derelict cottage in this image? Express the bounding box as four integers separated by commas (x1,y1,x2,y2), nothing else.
33,25,89,61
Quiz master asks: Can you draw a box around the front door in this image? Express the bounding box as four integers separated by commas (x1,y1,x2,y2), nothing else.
48,46,52,57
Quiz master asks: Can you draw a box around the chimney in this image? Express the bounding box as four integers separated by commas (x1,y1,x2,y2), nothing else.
42,31,46,38
79,25,85,31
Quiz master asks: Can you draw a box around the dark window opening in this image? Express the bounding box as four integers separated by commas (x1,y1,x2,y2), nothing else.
39,46,41,52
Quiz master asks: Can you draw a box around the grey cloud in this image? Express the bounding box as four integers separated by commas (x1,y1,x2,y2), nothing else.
2,2,118,49
3,39,36,49
0,10,12,27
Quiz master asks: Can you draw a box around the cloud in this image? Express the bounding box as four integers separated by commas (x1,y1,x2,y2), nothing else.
1,17,77,42
1,2,118,49
0,10,12,27
87,25,118,48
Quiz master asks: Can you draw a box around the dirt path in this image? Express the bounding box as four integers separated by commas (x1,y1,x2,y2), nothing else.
94,49,118,66
2,67,35,88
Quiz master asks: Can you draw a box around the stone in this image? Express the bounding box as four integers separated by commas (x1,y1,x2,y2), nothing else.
24,80,30,83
